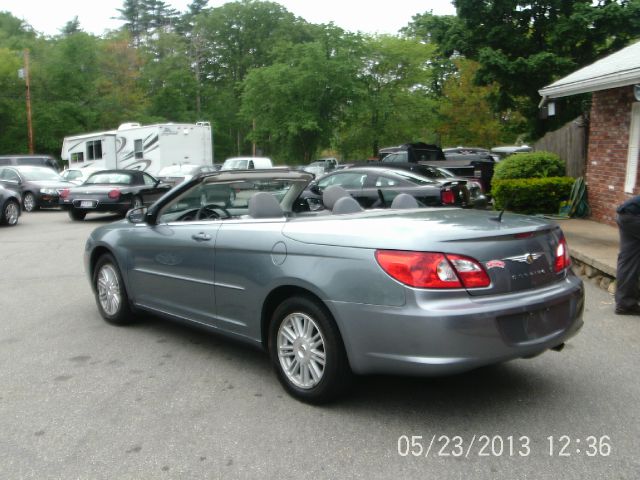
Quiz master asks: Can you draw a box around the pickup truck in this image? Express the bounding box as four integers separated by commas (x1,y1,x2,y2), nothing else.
378,142,495,192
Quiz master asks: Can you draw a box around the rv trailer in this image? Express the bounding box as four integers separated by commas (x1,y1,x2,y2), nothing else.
61,122,213,176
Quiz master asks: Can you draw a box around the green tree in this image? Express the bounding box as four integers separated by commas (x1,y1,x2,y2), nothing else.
436,59,522,147
241,30,361,163
451,0,640,136
141,31,197,122
194,0,313,156
336,35,440,159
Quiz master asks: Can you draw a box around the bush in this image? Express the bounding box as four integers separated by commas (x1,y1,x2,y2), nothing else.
493,151,565,180
492,177,575,214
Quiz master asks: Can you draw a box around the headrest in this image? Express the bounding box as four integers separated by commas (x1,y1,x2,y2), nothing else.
322,185,350,210
332,196,363,214
390,193,419,209
248,192,284,218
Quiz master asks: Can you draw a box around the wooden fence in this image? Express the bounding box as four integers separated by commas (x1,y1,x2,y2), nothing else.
533,116,587,178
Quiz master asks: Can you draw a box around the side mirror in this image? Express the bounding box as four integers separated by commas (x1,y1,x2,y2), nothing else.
310,183,321,195
126,206,148,224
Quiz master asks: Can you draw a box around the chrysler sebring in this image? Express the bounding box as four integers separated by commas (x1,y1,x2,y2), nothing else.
83,169,583,403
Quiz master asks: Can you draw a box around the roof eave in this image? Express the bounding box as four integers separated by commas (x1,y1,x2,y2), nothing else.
539,69,640,99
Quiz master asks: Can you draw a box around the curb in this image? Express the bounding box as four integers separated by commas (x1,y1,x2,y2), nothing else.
571,257,616,295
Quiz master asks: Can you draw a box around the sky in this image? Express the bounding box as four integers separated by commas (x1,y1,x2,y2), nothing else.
2,0,456,37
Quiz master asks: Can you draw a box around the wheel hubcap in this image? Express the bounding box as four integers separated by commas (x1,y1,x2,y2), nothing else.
5,202,18,224
277,312,326,389
24,194,34,211
97,264,121,316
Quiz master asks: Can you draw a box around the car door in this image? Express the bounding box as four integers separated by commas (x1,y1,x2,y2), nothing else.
140,172,172,205
125,183,222,326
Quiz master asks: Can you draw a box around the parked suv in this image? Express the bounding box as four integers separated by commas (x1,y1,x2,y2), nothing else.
0,155,60,172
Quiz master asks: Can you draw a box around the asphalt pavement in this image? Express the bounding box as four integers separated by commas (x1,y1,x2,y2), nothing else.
0,210,638,480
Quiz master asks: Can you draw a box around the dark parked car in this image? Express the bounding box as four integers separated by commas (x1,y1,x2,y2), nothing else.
0,165,73,212
0,185,21,226
380,142,495,192
0,154,60,172
156,164,220,187
294,167,471,212
60,170,172,221
346,161,488,208
83,168,583,403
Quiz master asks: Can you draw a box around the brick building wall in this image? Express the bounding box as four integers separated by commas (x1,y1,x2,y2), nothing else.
586,86,639,226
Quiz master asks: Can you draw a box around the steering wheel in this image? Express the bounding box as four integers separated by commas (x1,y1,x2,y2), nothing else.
195,204,231,220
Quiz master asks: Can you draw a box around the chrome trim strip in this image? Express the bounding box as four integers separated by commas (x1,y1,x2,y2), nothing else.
134,267,214,286
135,303,247,327
214,282,245,291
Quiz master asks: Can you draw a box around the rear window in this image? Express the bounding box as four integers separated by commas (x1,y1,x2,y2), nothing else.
85,172,133,185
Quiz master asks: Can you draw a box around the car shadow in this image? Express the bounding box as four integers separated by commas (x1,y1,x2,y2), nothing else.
82,213,126,223
124,311,563,414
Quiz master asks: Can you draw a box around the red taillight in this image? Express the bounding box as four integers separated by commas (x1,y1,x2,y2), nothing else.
441,188,455,205
108,189,121,200
554,236,571,272
446,254,492,288
375,250,490,289
60,188,69,199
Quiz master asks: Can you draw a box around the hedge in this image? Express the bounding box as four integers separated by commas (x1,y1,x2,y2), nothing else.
492,177,575,215
493,151,565,180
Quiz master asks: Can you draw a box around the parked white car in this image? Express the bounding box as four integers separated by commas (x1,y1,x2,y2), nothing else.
221,157,273,170
60,164,106,185
156,164,219,186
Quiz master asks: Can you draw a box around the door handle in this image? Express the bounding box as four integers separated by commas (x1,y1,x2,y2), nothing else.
192,232,212,242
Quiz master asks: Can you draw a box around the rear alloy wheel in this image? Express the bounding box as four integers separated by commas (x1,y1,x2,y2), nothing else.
93,254,135,325
23,192,37,212
69,209,86,221
269,296,351,403
1,199,19,226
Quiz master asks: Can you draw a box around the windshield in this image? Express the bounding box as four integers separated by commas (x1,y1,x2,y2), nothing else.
158,174,308,222
21,168,63,181
85,172,133,185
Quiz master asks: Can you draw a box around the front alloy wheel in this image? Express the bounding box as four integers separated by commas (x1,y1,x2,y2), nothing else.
93,254,135,325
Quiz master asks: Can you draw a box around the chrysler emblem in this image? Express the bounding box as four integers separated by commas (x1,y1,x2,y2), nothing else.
505,252,543,264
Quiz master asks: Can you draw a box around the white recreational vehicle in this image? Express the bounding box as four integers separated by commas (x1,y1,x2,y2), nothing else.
61,122,213,177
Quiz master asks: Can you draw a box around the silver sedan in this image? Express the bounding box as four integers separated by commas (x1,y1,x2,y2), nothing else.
84,169,584,403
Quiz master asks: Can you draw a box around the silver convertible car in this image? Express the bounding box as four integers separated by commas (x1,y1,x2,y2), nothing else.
84,169,584,403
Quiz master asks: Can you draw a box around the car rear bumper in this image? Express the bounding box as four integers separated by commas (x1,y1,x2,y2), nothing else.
329,273,584,376
61,200,131,214
38,193,62,208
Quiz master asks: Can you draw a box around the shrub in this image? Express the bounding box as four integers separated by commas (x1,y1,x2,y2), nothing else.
493,151,565,180
492,177,575,214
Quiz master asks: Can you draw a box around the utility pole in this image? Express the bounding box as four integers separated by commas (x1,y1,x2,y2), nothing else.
23,49,34,154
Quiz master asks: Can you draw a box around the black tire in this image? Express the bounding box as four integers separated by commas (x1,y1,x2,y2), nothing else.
92,253,136,325
23,192,37,212
68,209,86,221
269,296,352,404
1,199,20,226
